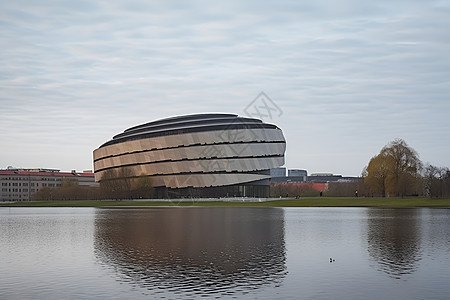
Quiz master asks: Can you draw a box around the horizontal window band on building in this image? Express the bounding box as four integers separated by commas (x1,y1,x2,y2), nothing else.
100,123,280,148
94,140,286,162
99,169,270,181
95,154,284,174
115,116,264,139
113,120,270,140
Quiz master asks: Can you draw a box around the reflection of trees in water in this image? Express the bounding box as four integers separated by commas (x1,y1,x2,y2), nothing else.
95,207,286,298
366,209,422,279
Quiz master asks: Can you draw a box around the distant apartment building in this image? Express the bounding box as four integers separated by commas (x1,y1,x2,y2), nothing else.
288,169,307,182
270,168,286,178
0,167,97,201
271,168,307,183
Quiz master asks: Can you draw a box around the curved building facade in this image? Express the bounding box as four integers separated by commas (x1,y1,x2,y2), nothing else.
93,113,286,198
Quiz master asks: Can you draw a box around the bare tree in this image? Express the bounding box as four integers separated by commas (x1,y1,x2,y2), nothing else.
423,164,449,198
99,168,135,199
132,173,154,199
99,169,118,199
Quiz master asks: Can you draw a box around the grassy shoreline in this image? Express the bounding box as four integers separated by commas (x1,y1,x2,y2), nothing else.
1,197,450,208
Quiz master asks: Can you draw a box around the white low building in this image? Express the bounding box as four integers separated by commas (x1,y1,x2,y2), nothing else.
0,168,97,201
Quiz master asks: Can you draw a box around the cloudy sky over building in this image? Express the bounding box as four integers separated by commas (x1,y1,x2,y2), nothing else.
1,0,449,176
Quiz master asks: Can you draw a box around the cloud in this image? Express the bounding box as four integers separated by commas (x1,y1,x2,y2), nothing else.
1,0,449,175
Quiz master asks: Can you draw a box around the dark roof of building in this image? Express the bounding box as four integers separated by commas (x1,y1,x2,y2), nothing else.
99,113,281,148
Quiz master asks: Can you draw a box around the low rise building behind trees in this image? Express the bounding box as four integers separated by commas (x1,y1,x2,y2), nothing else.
0,167,97,201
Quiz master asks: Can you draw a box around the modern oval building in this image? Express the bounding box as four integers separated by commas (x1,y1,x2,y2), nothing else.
93,113,286,198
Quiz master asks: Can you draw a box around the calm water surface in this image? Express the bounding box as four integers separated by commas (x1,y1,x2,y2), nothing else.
0,207,449,299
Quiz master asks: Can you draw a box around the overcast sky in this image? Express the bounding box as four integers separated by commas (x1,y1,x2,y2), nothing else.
1,0,449,176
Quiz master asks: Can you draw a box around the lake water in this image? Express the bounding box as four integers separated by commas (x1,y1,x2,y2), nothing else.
1,207,449,299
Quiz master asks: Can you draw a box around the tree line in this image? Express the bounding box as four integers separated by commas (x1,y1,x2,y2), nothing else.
32,177,101,201
270,182,365,198
363,139,449,198
32,169,154,200
98,169,154,199
270,139,448,198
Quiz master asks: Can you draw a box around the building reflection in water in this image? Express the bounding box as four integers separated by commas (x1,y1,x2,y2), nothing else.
94,207,286,298
366,209,422,279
